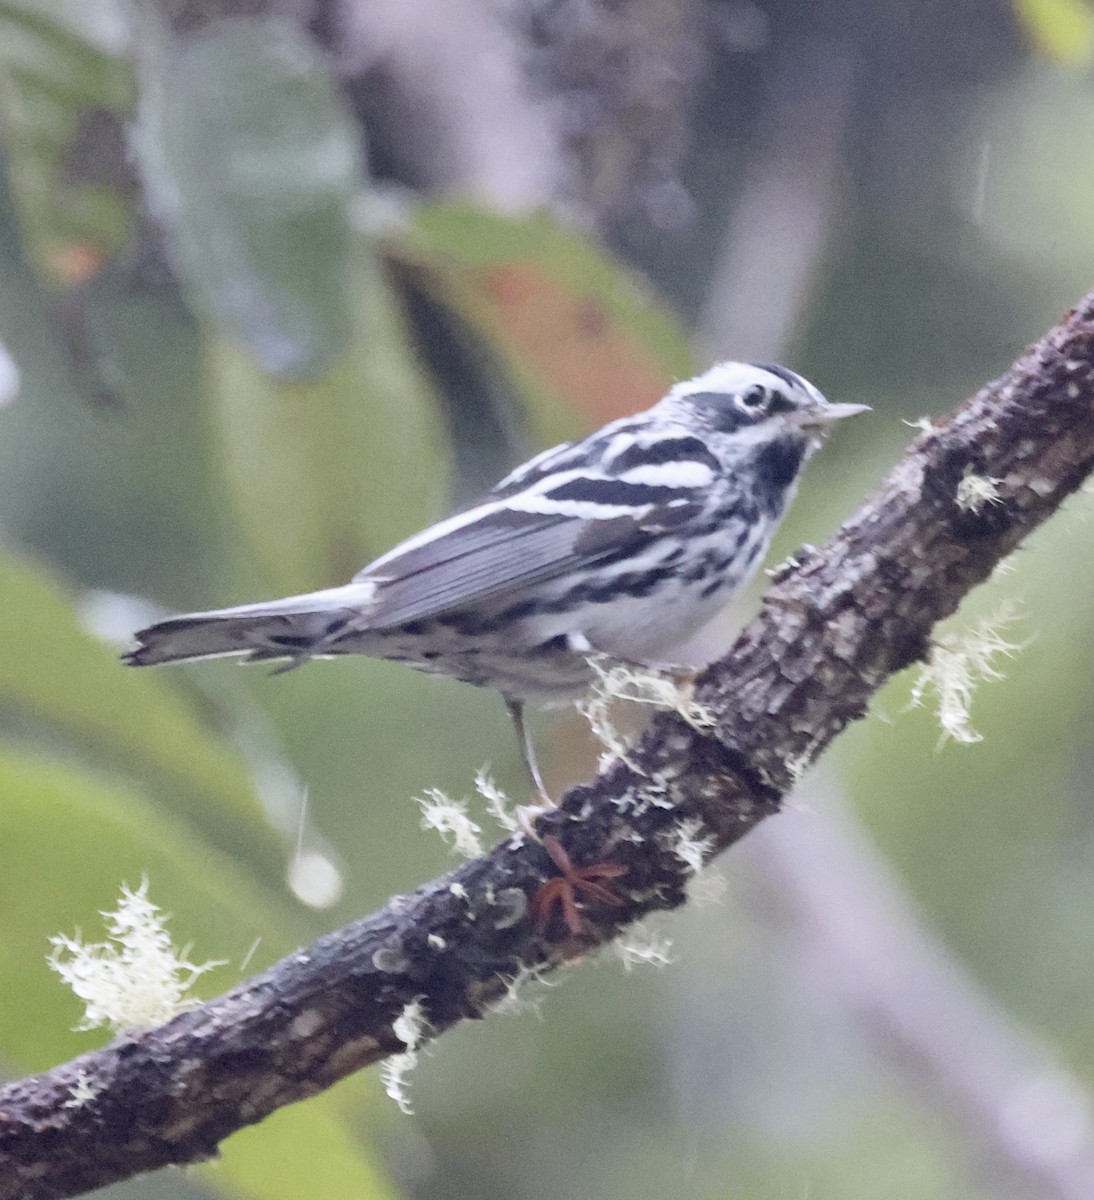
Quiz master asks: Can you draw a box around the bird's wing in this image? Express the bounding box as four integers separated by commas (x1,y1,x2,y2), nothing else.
352,473,706,630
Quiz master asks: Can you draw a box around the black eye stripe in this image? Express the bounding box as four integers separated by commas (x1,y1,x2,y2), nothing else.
682,386,799,433
765,393,797,415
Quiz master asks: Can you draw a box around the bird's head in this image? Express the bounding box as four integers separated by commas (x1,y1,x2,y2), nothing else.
662,361,868,443
655,361,869,515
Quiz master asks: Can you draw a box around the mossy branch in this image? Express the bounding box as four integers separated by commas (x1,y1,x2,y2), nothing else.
3,290,1094,1200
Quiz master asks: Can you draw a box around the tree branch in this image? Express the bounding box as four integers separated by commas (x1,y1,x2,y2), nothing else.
3,290,1094,1199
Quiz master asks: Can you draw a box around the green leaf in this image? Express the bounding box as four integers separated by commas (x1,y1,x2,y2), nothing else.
0,0,135,286
387,203,696,443
210,1081,400,1200
207,243,452,592
1015,0,1094,64
0,548,289,885
0,751,397,1200
133,16,361,376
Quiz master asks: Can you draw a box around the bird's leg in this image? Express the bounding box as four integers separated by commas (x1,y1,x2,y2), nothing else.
505,697,553,839
506,698,549,800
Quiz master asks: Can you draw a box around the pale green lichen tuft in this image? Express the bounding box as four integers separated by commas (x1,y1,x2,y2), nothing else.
487,962,557,1018
955,466,1004,514
670,817,714,875
48,878,222,1034
382,998,430,1114
62,1071,99,1109
909,603,1027,746
416,789,484,858
474,768,520,833
579,657,715,768
615,922,675,971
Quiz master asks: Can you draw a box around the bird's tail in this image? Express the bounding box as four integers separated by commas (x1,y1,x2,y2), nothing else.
124,583,378,668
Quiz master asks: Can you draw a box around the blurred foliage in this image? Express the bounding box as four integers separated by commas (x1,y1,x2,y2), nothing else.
205,244,452,592
0,551,287,883
0,4,1093,1200
0,0,134,287
1015,0,1094,63
388,205,694,444
133,16,358,376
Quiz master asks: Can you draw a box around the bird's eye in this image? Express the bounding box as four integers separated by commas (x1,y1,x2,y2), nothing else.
740,385,769,409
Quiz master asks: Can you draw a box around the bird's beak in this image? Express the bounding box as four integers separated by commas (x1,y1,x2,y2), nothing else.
792,401,871,428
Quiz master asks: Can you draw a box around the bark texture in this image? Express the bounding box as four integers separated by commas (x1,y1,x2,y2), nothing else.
3,291,1094,1199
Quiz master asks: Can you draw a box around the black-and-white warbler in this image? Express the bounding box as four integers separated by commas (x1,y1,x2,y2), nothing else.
126,362,866,794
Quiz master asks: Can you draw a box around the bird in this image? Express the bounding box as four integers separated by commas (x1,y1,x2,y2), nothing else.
125,362,867,799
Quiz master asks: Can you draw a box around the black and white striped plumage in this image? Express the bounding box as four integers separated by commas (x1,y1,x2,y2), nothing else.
126,362,865,785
